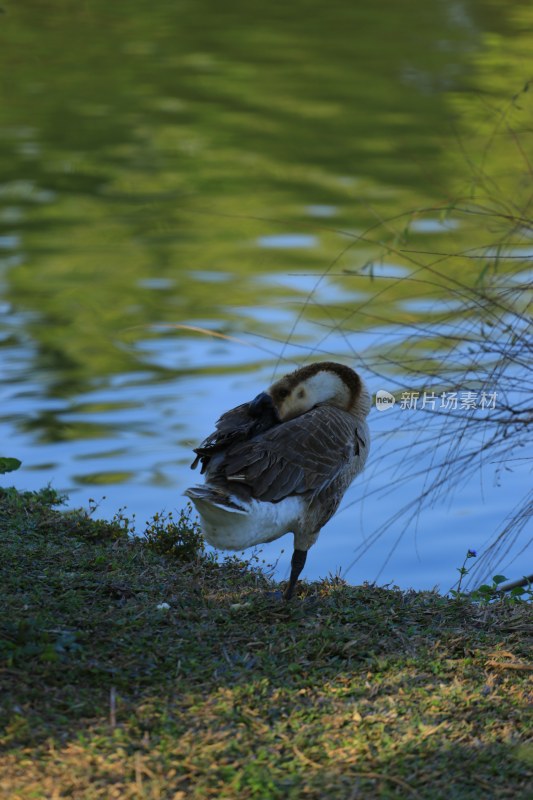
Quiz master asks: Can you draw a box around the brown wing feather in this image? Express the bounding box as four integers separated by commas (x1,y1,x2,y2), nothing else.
212,406,360,502
192,402,279,472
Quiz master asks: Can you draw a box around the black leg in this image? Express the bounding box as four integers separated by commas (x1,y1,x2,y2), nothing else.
283,548,307,601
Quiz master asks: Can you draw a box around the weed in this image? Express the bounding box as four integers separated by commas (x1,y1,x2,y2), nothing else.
451,550,533,604
143,504,205,561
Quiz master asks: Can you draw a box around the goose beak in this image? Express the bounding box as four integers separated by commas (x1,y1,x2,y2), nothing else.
249,391,278,420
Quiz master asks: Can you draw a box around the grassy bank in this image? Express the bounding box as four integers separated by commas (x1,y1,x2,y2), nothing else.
0,487,531,799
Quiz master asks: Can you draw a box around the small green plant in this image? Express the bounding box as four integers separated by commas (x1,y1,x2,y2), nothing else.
110,506,136,537
143,504,205,562
450,548,477,599
0,457,21,475
451,550,533,603
59,502,134,542
470,575,533,604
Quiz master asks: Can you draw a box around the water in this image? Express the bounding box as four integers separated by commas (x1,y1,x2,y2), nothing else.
1,0,531,591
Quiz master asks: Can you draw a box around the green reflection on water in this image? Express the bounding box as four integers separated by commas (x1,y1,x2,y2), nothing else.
0,0,532,411
73,471,136,486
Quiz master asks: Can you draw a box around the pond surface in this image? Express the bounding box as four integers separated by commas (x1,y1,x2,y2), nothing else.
1,0,531,591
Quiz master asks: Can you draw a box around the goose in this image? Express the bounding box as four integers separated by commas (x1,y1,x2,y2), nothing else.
185,361,371,599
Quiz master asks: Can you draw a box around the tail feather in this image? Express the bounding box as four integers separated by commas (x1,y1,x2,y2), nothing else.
185,485,248,515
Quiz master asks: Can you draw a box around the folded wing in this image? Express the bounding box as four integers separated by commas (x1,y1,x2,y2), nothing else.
191,402,279,472
211,405,365,502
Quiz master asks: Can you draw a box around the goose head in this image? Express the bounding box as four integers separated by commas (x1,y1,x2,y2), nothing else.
250,361,371,423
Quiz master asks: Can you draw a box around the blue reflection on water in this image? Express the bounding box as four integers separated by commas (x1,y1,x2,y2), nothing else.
257,234,318,249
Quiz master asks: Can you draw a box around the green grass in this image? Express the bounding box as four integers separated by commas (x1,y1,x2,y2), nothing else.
0,487,532,799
